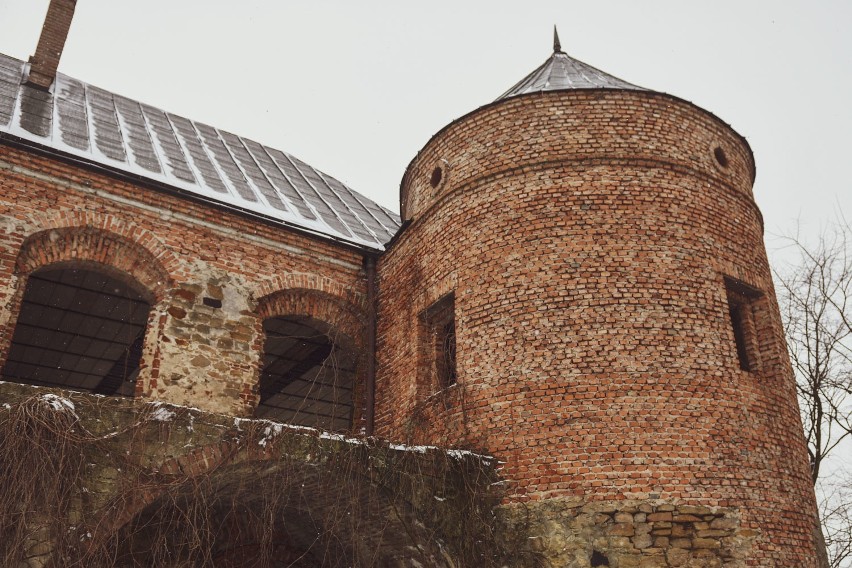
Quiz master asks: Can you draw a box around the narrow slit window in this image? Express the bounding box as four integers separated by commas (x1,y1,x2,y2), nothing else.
723,277,763,372
728,297,752,371
423,293,457,389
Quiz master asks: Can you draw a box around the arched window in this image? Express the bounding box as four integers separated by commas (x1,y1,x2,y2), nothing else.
256,315,356,432
1,264,152,395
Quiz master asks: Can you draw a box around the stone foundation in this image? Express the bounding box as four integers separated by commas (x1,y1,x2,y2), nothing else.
502,498,755,568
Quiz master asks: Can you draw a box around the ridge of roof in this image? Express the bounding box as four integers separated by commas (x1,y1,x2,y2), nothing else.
0,52,400,251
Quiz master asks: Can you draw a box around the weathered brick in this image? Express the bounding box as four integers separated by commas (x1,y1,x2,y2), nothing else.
376,85,821,567
0,42,824,566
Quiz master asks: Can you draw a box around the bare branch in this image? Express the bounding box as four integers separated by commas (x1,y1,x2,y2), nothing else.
775,220,852,567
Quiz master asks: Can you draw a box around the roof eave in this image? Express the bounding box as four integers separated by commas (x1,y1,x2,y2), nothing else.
0,132,387,255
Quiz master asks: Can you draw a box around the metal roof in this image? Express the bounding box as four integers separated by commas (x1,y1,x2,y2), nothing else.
497,30,644,100
0,53,400,251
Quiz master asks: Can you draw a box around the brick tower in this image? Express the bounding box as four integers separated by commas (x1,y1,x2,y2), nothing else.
376,31,825,566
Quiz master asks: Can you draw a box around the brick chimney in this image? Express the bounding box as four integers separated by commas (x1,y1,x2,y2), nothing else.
26,0,77,89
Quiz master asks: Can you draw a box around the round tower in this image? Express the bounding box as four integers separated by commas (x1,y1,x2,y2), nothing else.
376,32,824,566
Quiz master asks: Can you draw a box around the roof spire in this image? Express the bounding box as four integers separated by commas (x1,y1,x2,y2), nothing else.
495,27,645,100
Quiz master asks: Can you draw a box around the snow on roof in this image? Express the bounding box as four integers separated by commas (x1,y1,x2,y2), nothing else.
0,53,400,251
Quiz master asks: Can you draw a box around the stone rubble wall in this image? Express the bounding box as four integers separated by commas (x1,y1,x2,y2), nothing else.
504,498,755,567
0,381,498,567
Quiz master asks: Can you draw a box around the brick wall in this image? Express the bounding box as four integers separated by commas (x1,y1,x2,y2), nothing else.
26,0,77,89
0,82,825,563
376,90,823,564
0,144,368,420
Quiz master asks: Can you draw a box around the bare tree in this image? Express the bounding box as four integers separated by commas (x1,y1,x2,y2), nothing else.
818,475,852,568
775,219,852,568
775,221,852,482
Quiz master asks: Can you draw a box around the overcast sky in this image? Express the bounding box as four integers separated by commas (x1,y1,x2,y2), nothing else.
2,0,850,249
1,0,851,476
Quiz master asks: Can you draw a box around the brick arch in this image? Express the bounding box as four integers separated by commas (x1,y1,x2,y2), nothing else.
256,287,366,350
89,439,455,567
25,210,181,284
0,226,173,392
252,272,366,313
91,438,246,543
254,288,368,430
15,226,172,300
89,438,304,543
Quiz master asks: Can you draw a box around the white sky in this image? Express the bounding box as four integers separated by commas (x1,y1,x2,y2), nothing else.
2,0,849,243
1,1,851,469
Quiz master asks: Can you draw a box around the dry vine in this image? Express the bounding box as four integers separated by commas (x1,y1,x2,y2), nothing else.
0,387,536,567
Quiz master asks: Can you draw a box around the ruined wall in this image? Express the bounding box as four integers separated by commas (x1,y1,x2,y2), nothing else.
0,381,499,568
0,145,367,419
376,90,823,565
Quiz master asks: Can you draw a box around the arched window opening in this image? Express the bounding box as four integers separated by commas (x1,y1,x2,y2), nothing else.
1,265,152,395
256,315,356,432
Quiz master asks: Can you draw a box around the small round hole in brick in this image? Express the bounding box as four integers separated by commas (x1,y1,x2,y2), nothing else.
591,550,610,566
429,166,443,188
714,146,729,168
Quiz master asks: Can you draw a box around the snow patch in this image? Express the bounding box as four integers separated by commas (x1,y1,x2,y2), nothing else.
319,431,363,445
40,394,77,416
447,448,493,463
258,423,284,448
388,443,432,453
148,402,175,422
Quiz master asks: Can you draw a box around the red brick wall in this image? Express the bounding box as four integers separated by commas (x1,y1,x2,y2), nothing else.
27,0,77,88
376,90,821,564
0,145,367,420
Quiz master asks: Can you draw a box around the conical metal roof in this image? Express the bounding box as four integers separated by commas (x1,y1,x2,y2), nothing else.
497,28,644,100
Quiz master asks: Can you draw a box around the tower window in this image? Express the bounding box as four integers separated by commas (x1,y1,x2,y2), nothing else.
429,166,443,189
714,146,729,168
724,277,763,372
422,293,457,389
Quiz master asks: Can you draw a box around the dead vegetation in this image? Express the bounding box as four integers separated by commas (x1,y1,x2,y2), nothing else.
0,386,536,567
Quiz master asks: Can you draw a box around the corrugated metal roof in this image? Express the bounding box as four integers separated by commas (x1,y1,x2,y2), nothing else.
497,46,644,101
0,53,400,251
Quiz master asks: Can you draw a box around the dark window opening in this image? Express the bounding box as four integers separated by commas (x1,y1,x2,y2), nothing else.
255,315,356,432
714,146,729,168
729,300,751,371
429,166,443,188
424,294,457,389
1,265,152,395
591,550,610,566
724,277,763,372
